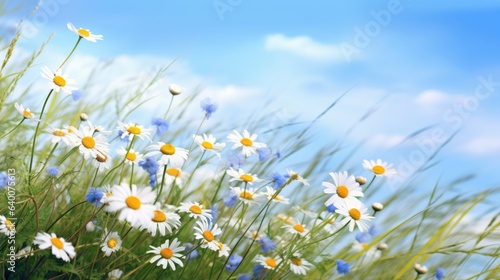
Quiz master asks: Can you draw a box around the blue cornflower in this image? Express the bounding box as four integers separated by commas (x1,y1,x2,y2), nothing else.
336,260,350,275
226,152,245,170
184,243,199,260
435,267,445,280
200,97,218,119
258,236,276,253
117,130,130,142
47,167,60,177
211,205,219,222
223,192,238,207
368,225,378,236
148,173,157,188
270,172,286,189
257,147,272,161
225,254,243,272
138,157,159,175
355,232,371,243
71,89,83,101
252,264,267,280
85,187,104,206
151,118,169,136
0,171,11,189
327,204,337,213
237,274,252,280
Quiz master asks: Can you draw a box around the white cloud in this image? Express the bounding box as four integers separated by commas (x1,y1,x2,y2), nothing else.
414,89,461,106
461,137,500,156
264,33,344,61
201,84,261,104
367,133,405,148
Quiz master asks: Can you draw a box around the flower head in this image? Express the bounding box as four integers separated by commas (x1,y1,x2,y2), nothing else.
289,252,313,275
193,134,226,158
117,147,143,165
285,169,309,186
363,159,397,178
71,122,109,160
282,220,309,237
34,232,76,262
334,200,374,232
435,267,445,280
117,121,152,141
145,142,188,166
142,208,181,237
227,130,267,157
14,103,38,120
254,254,282,270
323,171,363,206
200,97,218,119
226,152,245,170
0,215,15,236
101,230,122,257
151,118,169,136
264,186,289,204
226,254,242,272
41,66,77,94
177,202,212,221
193,219,222,251
336,260,350,275
0,172,12,189
147,238,185,270
85,187,104,206
230,186,262,205
223,192,239,207
227,168,262,185
169,84,182,95
67,23,103,42
258,236,276,253
107,269,123,280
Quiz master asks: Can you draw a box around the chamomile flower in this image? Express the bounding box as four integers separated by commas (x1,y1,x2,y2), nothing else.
67,23,103,42
214,240,230,257
147,238,185,270
100,230,122,257
46,126,77,146
194,219,222,251
33,232,76,262
92,153,112,171
334,200,374,232
227,168,262,185
230,187,262,205
14,103,38,120
254,254,282,270
145,142,188,166
177,202,212,221
363,159,397,178
116,147,143,165
316,212,341,234
282,220,309,237
15,246,34,259
286,169,309,186
161,167,188,187
323,171,363,206
0,215,15,236
41,66,77,95
72,122,109,160
142,208,181,237
117,121,152,141
288,252,313,275
107,269,123,280
193,134,226,158
264,186,289,204
104,183,156,228
227,130,267,157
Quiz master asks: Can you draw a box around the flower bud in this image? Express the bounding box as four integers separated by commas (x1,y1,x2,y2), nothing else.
372,202,384,212
80,113,88,121
355,176,367,185
377,243,388,251
414,263,428,274
86,221,96,232
169,84,182,95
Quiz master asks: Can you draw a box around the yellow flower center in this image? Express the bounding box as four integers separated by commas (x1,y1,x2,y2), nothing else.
50,237,64,249
160,143,176,155
53,130,66,137
239,190,253,200
203,230,214,242
240,174,254,182
23,110,33,118
125,152,137,161
152,210,167,223
5,220,15,231
125,196,141,210
265,258,277,268
240,137,253,146
349,208,361,220
96,153,107,163
160,247,173,259
127,125,141,135
372,165,385,175
293,224,305,233
189,205,202,214
166,168,181,177
107,238,118,248
291,259,302,266
217,242,224,250
77,28,90,37
361,243,368,249
336,186,349,198
53,76,66,87
201,141,213,149
82,136,96,148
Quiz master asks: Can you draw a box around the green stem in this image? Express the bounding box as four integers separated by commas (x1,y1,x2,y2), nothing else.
58,37,82,70
163,95,174,119
0,118,24,140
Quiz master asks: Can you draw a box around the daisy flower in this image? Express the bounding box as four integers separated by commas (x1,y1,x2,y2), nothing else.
161,167,188,187
41,66,77,95
363,159,397,178
117,121,152,141
147,238,185,270
230,186,262,205
323,171,363,206
177,201,212,221
193,219,222,251
104,183,156,228
14,103,38,120
214,240,230,257
227,130,267,157
254,254,282,270
193,134,226,158
0,215,15,236
334,200,374,232
67,23,103,42
286,169,309,186
92,153,112,171
145,142,188,166
263,186,289,204
142,208,181,237
117,147,143,165
107,269,123,280
227,168,262,185
289,253,313,275
101,230,122,257
33,232,76,262
15,246,34,259
46,126,78,146
71,122,109,160
282,221,309,237
316,212,340,234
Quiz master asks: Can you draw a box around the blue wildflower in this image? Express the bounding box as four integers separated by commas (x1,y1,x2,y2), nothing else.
226,152,245,170
0,171,11,189
368,225,378,236
336,260,350,275
327,204,337,213
47,167,60,177
435,267,445,280
200,97,218,119
117,130,130,142
225,254,243,272
85,187,104,206
71,89,83,101
148,173,157,188
270,172,286,189
184,243,199,260
258,236,276,253
257,147,272,161
139,157,159,175
355,232,371,243
223,192,238,207
211,204,219,222
237,274,252,280
151,118,169,136
252,264,267,280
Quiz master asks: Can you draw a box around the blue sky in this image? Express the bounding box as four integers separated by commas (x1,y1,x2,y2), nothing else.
3,0,500,195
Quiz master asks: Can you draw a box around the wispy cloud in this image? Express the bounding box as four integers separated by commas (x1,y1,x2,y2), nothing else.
461,137,500,156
